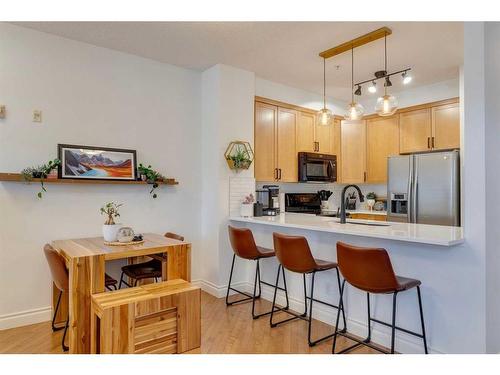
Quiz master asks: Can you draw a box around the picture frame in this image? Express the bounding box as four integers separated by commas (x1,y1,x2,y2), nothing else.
57,144,137,181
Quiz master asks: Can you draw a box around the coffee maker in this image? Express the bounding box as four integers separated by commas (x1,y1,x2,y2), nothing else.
255,185,280,216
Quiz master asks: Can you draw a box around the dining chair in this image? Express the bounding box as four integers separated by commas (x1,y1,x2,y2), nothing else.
118,232,184,288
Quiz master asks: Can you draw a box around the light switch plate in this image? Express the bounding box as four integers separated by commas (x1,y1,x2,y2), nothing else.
33,110,42,123
0,105,5,119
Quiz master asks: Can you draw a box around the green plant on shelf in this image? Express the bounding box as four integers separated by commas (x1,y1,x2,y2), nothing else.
21,158,61,199
138,164,165,198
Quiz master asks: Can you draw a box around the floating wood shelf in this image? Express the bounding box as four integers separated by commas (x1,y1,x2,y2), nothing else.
0,173,179,185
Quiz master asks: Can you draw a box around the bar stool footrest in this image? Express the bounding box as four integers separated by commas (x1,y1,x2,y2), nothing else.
334,331,389,354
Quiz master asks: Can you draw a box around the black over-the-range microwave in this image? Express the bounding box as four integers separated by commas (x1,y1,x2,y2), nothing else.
298,152,337,183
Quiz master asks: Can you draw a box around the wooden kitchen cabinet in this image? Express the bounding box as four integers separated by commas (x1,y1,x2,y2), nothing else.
341,120,366,184
254,101,277,182
277,108,298,182
366,116,399,183
399,99,460,154
399,108,432,153
331,119,342,182
296,111,316,152
296,111,333,154
349,213,387,221
254,101,298,182
432,102,460,150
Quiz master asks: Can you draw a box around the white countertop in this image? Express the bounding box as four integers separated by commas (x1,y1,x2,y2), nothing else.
229,213,464,247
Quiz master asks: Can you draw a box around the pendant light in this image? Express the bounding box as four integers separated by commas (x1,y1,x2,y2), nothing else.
375,33,398,117
317,57,333,126
344,47,365,121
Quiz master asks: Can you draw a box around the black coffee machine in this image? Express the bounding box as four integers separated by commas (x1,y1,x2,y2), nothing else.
255,185,280,216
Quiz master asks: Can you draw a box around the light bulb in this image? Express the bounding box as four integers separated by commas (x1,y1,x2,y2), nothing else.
368,81,377,93
344,102,364,121
402,72,412,84
316,107,333,126
375,94,398,117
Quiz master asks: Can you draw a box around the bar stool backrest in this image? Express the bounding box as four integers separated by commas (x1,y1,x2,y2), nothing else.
165,232,185,241
43,244,69,292
228,226,261,260
336,242,399,293
273,232,317,273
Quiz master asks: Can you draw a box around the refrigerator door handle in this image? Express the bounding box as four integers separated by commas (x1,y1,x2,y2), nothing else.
407,158,413,223
412,159,418,223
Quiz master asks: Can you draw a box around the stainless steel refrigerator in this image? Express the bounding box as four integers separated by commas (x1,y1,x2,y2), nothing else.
387,150,460,226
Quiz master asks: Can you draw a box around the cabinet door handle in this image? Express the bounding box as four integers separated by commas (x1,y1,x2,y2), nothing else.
278,168,282,180
317,142,320,152
427,137,431,149
274,168,278,180
364,171,366,182
431,137,435,148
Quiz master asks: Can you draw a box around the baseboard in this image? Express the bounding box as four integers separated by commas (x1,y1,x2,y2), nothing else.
0,306,52,330
191,278,248,299
234,281,441,354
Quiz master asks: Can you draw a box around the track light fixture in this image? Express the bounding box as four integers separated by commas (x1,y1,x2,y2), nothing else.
385,76,392,87
354,85,362,96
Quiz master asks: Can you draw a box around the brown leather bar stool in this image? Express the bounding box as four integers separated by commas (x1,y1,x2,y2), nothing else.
118,232,184,288
332,242,428,354
227,226,289,319
43,244,70,352
270,233,346,347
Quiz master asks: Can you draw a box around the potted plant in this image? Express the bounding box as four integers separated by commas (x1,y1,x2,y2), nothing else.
226,148,252,170
21,158,61,198
137,164,165,198
240,193,255,217
100,202,123,242
366,192,376,211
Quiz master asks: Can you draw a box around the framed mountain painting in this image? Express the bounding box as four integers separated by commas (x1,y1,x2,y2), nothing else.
58,144,137,181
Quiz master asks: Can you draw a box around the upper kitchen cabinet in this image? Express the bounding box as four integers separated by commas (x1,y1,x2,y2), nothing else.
296,111,333,154
277,108,298,182
254,101,277,182
432,102,460,150
254,100,298,182
331,119,342,181
341,120,366,183
399,99,460,154
366,116,399,183
296,111,316,153
399,108,432,153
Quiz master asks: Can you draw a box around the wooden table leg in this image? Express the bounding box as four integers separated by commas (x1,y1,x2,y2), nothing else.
68,255,105,354
163,243,191,282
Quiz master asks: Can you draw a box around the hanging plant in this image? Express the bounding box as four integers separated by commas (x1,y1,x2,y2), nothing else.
137,163,165,198
224,141,254,171
21,158,61,198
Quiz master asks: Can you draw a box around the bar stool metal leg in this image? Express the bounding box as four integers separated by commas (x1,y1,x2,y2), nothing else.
51,291,65,332
390,292,398,354
417,286,428,354
61,317,69,352
335,268,347,332
270,265,298,327
366,293,371,343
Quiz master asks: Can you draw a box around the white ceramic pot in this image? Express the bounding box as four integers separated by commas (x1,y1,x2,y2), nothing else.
102,223,122,242
240,203,254,218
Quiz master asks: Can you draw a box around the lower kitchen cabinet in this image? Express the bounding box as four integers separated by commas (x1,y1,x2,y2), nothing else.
349,213,387,221
366,116,400,183
341,120,366,184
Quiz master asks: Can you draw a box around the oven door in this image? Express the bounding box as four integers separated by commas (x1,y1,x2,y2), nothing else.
299,153,337,182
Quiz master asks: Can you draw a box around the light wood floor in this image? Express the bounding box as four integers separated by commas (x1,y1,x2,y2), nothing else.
0,291,381,354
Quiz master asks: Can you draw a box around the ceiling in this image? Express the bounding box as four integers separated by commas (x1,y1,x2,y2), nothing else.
13,22,463,101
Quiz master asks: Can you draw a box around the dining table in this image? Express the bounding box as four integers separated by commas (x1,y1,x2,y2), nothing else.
51,232,191,354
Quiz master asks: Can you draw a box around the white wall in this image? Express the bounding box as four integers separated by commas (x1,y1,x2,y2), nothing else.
256,77,347,116
201,64,255,295
485,22,500,354
359,78,459,114
0,23,202,328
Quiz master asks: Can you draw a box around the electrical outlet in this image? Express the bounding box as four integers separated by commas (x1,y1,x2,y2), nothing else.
0,105,5,119
33,110,42,123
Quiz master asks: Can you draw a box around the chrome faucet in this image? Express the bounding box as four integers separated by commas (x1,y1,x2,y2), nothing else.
339,185,365,224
